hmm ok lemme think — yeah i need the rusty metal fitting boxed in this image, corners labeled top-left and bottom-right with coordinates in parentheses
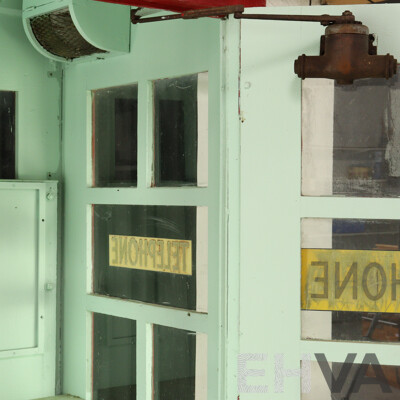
top-left (325, 23), bottom-right (368, 35)
top-left (294, 21), bottom-right (397, 84)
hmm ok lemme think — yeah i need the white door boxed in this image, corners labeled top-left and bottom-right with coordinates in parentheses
top-left (0, 181), bottom-right (57, 400)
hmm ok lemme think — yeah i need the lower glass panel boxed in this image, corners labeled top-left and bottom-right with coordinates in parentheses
top-left (301, 218), bottom-right (400, 342)
top-left (93, 313), bottom-right (136, 400)
top-left (302, 360), bottom-right (400, 400)
top-left (153, 325), bottom-right (207, 400)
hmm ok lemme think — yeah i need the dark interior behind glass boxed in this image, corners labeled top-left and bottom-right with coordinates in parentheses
top-left (333, 71), bottom-right (400, 197)
top-left (93, 313), bottom-right (136, 400)
top-left (331, 219), bottom-right (400, 342)
top-left (154, 75), bottom-right (198, 187)
top-left (93, 205), bottom-right (197, 310)
top-left (0, 91), bottom-right (15, 179)
top-left (93, 85), bottom-right (138, 187)
top-left (153, 325), bottom-right (196, 400)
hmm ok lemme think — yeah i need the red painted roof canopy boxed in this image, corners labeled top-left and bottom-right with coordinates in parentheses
top-left (93, 0), bottom-right (265, 12)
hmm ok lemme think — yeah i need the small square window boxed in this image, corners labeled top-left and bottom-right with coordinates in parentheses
top-left (92, 84), bottom-right (138, 187)
top-left (153, 73), bottom-right (208, 187)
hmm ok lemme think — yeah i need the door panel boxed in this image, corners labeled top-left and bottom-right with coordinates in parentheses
top-left (0, 189), bottom-right (38, 351)
top-left (239, 4), bottom-right (400, 400)
top-left (0, 181), bottom-right (57, 400)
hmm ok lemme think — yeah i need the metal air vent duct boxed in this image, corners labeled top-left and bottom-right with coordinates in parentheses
top-left (23, 0), bottom-right (131, 62)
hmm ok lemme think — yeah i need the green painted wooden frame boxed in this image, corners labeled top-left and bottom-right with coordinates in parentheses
top-left (62, 16), bottom-right (226, 399)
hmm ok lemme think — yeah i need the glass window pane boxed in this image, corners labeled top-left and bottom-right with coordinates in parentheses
top-left (153, 325), bottom-right (207, 400)
top-left (302, 69), bottom-right (400, 197)
top-left (93, 313), bottom-right (136, 400)
top-left (0, 91), bottom-right (15, 179)
top-left (302, 360), bottom-right (400, 400)
top-left (301, 218), bottom-right (400, 342)
top-left (92, 84), bottom-right (138, 187)
top-left (93, 205), bottom-right (208, 312)
top-left (153, 73), bottom-right (208, 187)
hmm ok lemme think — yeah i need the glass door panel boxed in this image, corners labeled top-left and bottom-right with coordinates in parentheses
top-left (93, 313), bottom-right (137, 400)
top-left (92, 204), bottom-right (208, 312)
top-left (153, 73), bottom-right (208, 188)
top-left (302, 359), bottom-right (400, 400)
top-left (0, 91), bottom-right (15, 179)
top-left (92, 84), bottom-right (138, 187)
top-left (302, 69), bottom-right (400, 198)
top-left (302, 218), bottom-right (400, 343)
top-left (153, 325), bottom-right (207, 400)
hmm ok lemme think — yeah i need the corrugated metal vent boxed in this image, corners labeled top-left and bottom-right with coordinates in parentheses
top-left (30, 8), bottom-right (107, 60)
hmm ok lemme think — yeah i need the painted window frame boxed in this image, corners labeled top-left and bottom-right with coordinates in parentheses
top-left (84, 42), bottom-right (224, 400)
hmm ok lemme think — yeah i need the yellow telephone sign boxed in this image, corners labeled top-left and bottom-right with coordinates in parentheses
top-left (109, 234), bottom-right (192, 275)
top-left (302, 249), bottom-right (400, 313)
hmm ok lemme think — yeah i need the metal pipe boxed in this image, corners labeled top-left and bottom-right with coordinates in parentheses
top-left (131, 5), bottom-right (244, 24)
top-left (131, 13), bottom-right (181, 24)
top-left (131, 6), bottom-right (357, 26)
top-left (234, 12), bottom-right (357, 25)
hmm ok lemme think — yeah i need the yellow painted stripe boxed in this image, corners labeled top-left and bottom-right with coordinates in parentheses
top-left (109, 234), bottom-right (192, 275)
top-left (301, 249), bottom-right (400, 313)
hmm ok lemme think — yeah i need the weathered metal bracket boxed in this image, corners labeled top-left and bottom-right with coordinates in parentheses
top-left (234, 10), bottom-right (358, 25)
top-left (131, 5), bottom-right (245, 24)
top-left (131, 5), bottom-right (357, 25)
top-left (131, 6), bottom-right (398, 84)
top-left (293, 13), bottom-right (397, 84)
